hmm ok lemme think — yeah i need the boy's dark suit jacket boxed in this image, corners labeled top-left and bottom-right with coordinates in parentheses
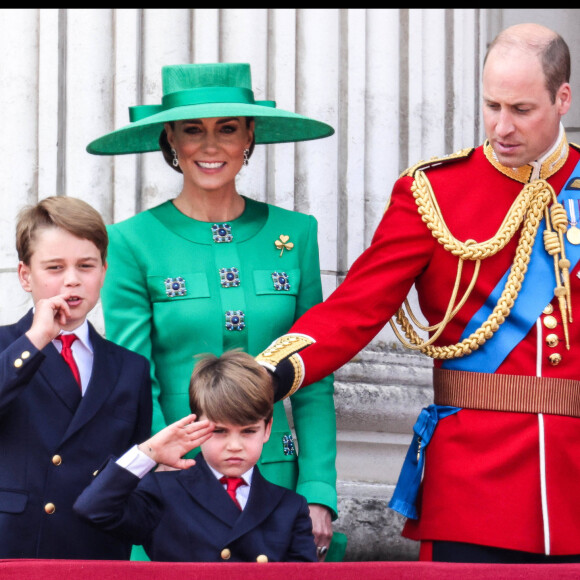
top-left (0, 310), bottom-right (152, 559)
top-left (74, 453), bottom-right (317, 562)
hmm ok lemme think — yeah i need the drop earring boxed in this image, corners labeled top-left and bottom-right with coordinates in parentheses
top-left (243, 148), bottom-right (249, 166)
top-left (171, 148), bottom-right (179, 168)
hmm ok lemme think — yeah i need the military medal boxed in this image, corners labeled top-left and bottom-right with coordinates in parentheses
top-left (566, 199), bottom-right (580, 245)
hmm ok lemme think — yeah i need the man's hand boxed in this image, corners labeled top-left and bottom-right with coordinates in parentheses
top-left (138, 414), bottom-right (214, 470)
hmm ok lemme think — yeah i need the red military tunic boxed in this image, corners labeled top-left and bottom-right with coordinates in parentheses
top-left (259, 131), bottom-right (580, 555)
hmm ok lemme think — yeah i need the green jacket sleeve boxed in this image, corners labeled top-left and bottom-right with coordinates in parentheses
top-left (289, 215), bottom-right (338, 519)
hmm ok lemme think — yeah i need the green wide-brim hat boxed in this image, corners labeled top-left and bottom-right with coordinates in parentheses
top-left (86, 63), bottom-right (334, 155)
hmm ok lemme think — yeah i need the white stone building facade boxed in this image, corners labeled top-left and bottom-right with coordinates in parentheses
top-left (0, 8), bottom-right (579, 560)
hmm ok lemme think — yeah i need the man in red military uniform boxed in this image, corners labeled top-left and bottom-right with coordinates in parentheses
top-left (257, 23), bottom-right (580, 563)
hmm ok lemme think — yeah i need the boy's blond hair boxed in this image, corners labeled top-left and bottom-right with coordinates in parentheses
top-left (16, 196), bottom-right (108, 264)
top-left (189, 351), bottom-right (274, 425)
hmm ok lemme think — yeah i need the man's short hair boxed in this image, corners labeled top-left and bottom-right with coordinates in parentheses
top-left (16, 196), bottom-right (108, 265)
top-left (189, 350), bottom-right (274, 425)
top-left (485, 27), bottom-right (571, 104)
top-left (542, 35), bottom-right (571, 103)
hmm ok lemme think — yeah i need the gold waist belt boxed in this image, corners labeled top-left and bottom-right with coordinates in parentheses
top-left (433, 368), bottom-right (580, 418)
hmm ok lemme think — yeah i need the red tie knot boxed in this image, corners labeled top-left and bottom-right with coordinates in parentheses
top-left (58, 334), bottom-right (78, 348)
top-left (220, 476), bottom-right (246, 509)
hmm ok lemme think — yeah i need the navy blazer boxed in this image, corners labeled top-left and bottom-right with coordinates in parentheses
top-left (75, 454), bottom-right (317, 562)
top-left (0, 310), bottom-right (152, 559)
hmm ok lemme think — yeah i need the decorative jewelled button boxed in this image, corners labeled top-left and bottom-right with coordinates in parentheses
top-left (543, 304), bottom-right (554, 315)
top-left (283, 434), bottom-right (296, 456)
top-left (52, 455), bottom-right (62, 466)
top-left (225, 310), bottom-right (245, 331)
top-left (272, 271), bottom-right (290, 291)
top-left (164, 276), bottom-right (187, 297)
top-left (220, 267), bottom-right (240, 288)
top-left (549, 353), bottom-right (562, 366)
top-left (256, 555), bottom-right (268, 563)
top-left (212, 223), bottom-right (233, 243)
top-left (221, 548), bottom-right (231, 560)
top-left (543, 315), bottom-right (557, 329)
top-left (546, 333), bottom-right (559, 348)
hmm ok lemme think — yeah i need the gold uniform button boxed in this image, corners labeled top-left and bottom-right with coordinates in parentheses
top-left (549, 353), bottom-right (562, 366)
top-left (52, 455), bottom-right (62, 466)
top-left (221, 548), bottom-right (231, 560)
top-left (546, 334), bottom-right (559, 348)
top-left (543, 304), bottom-right (554, 315)
top-left (256, 554), bottom-right (268, 563)
top-left (543, 315), bottom-right (558, 329)
top-left (21, 351), bottom-right (30, 359)
top-left (14, 359), bottom-right (23, 368)
top-left (44, 503), bottom-right (56, 514)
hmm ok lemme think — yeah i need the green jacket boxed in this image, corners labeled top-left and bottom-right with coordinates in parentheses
top-left (101, 197), bottom-right (337, 517)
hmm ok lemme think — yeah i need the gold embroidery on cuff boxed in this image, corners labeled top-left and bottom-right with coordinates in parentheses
top-left (255, 334), bottom-right (315, 367)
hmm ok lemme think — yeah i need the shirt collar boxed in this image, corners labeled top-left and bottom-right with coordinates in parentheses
top-left (484, 123), bottom-right (569, 183)
top-left (208, 463), bottom-right (254, 486)
top-left (56, 319), bottom-right (92, 352)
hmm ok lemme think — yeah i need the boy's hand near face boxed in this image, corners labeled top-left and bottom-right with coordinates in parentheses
top-left (25, 294), bottom-right (73, 350)
top-left (138, 414), bottom-right (214, 470)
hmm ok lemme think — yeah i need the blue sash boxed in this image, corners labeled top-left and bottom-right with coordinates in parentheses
top-left (443, 160), bottom-right (580, 373)
top-left (389, 160), bottom-right (580, 519)
top-left (388, 405), bottom-right (460, 519)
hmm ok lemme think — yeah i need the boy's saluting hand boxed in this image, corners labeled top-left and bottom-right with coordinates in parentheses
top-left (138, 414), bottom-right (214, 470)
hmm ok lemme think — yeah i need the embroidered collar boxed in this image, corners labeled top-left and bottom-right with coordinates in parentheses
top-left (484, 124), bottom-right (569, 184)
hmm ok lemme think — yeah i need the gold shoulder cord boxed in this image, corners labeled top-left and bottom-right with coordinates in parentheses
top-left (390, 171), bottom-right (572, 359)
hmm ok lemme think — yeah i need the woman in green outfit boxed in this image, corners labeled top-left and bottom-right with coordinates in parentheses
top-left (87, 63), bottom-right (345, 561)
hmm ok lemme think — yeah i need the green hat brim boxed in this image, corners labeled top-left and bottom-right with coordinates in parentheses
top-left (86, 103), bottom-right (334, 155)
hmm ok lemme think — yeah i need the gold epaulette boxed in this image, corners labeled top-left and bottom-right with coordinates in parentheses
top-left (255, 334), bottom-right (315, 399)
top-left (399, 147), bottom-right (475, 179)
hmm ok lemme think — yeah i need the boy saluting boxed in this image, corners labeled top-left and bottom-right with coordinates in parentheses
top-left (75, 350), bottom-right (317, 562)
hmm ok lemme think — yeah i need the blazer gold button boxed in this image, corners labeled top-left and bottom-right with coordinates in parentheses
top-left (549, 353), bottom-right (562, 366)
top-left (52, 455), bottom-right (62, 466)
top-left (543, 315), bottom-right (557, 329)
top-left (221, 548), bottom-right (231, 560)
top-left (44, 503), bottom-right (56, 514)
top-left (256, 554), bottom-right (268, 563)
top-left (21, 351), bottom-right (30, 359)
top-left (543, 304), bottom-right (554, 315)
top-left (546, 334), bottom-right (559, 348)
top-left (14, 358), bottom-right (23, 368)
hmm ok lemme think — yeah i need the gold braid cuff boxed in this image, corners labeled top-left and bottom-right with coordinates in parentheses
top-left (255, 334), bottom-right (315, 399)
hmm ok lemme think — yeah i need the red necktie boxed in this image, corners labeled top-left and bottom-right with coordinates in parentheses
top-left (56, 334), bottom-right (81, 389)
top-left (220, 476), bottom-right (246, 510)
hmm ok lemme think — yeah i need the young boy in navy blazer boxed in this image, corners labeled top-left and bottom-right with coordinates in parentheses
top-left (0, 196), bottom-right (152, 559)
top-left (75, 350), bottom-right (317, 562)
